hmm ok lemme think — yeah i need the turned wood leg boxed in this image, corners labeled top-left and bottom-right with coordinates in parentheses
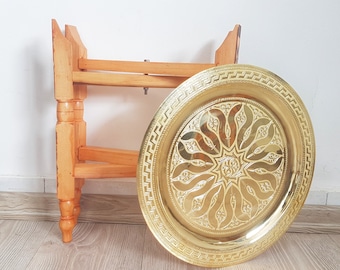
top-left (53, 20), bottom-right (88, 243)
top-left (73, 178), bottom-right (84, 224)
top-left (59, 199), bottom-right (76, 243)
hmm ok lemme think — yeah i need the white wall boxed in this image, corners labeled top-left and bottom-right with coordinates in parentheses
top-left (0, 0), bottom-right (339, 204)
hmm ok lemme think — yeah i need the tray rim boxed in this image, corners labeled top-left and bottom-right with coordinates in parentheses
top-left (137, 64), bottom-right (315, 267)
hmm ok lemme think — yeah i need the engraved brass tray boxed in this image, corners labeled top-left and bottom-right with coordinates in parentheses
top-left (137, 64), bottom-right (315, 268)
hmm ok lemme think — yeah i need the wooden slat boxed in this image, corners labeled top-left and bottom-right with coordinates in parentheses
top-left (73, 71), bottom-right (188, 88)
top-left (78, 59), bottom-right (215, 77)
top-left (65, 23), bottom-right (88, 218)
top-left (78, 146), bottom-right (138, 166)
top-left (52, 20), bottom-right (76, 198)
top-left (52, 19), bottom-right (74, 100)
top-left (74, 163), bottom-right (136, 178)
top-left (215, 24), bottom-right (241, 65)
top-left (65, 25), bottom-right (87, 65)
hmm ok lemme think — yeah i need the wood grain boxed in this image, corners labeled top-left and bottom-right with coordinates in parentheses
top-left (0, 192), bottom-right (60, 221)
top-left (78, 58), bottom-right (215, 76)
top-left (26, 223), bottom-right (146, 270)
top-left (0, 192), bottom-right (145, 224)
top-left (73, 71), bottom-right (188, 88)
top-left (74, 163), bottom-right (137, 178)
top-left (1, 220), bottom-right (338, 270)
top-left (78, 146), bottom-right (139, 165)
top-left (289, 204), bottom-right (340, 234)
top-left (0, 220), bottom-right (54, 269)
top-left (329, 234), bottom-right (340, 249)
top-left (1, 192), bottom-right (339, 234)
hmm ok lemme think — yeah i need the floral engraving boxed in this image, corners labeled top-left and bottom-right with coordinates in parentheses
top-left (169, 99), bottom-right (285, 231)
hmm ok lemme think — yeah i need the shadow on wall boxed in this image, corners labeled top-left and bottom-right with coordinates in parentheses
top-left (26, 41), bottom-right (56, 176)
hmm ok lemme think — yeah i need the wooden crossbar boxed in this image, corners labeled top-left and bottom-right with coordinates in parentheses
top-left (75, 163), bottom-right (136, 178)
top-left (78, 146), bottom-right (138, 165)
top-left (73, 71), bottom-right (188, 88)
top-left (79, 59), bottom-right (215, 77)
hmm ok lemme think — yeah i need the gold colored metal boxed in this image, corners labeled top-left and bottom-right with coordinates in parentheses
top-left (137, 64), bottom-right (315, 268)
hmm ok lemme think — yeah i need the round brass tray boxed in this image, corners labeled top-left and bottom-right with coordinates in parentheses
top-left (137, 64), bottom-right (315, 268)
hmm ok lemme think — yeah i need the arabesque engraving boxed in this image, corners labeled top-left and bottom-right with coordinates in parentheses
top-left (169, 99), bottom-right (285, 231)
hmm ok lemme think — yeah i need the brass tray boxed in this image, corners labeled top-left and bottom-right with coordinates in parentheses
top-left (137, 64), bottom-right (315, 268)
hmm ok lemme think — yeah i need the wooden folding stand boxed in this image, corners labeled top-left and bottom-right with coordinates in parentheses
top-left (52, 19), bottom-right (241, 243)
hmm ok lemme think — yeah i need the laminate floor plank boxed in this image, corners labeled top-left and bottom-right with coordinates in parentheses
top-left (328, 234), bottom-right (340, 249)
top-left (0, 220), bottom-right (54, 270)
top-left (1, 220), bottom-right (340, 269)
top-left (26, 222), bottom-right (146, 270)
top-left (264, 233), bottom-right (340, 270)
top-left (290, 205), bottom-right (340, 234)
top-left (2, 192), bottom-right (339, 235)
top-left (141, 228), bottom-right (187, 270)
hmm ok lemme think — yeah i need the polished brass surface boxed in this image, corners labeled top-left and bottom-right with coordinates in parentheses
top-left (137, 64), bottom-right (315, 268)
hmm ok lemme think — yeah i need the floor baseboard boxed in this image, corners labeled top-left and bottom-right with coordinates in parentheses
top-left (0, 192), bottom-right (339, 234)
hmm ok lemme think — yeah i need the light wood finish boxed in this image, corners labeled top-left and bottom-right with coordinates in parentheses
top-left (79, 58), bottom-right (215, 76)
top-left (75, 163), bottom-right (137, 178)
top-left (78, 146), bottom-right (139, 165)
top-left (0, 219), bottom-right (339, 270)
top-left (1, 192), bottom-right (339, 234)
top-left (215, 24), bottom-right (241, 65)
top-left (65, 23), bottom-right (87, 228)
top-left (73, 71), bottom-right (188, 88)
top-left (52, 19), bottom-right (77, 243)
top-left (52, 19), bottom-right (241, 242)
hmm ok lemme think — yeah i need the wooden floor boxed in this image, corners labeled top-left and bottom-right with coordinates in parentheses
top-left (1, 192), bottom-right (340, 235)
top-left (0, 220), bottom-right (339, 270)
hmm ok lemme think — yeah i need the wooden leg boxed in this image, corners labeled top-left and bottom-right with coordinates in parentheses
top-left (73, 178), bottom-right (85, 224)
top-left (59, 199), bottom-right (76, 243)
top-left (55, 118), bottom-right (76, 242)
top-left (53, 20), bottom-right (83, 243)
top-left (73, 87), bottom-right (87, 226)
